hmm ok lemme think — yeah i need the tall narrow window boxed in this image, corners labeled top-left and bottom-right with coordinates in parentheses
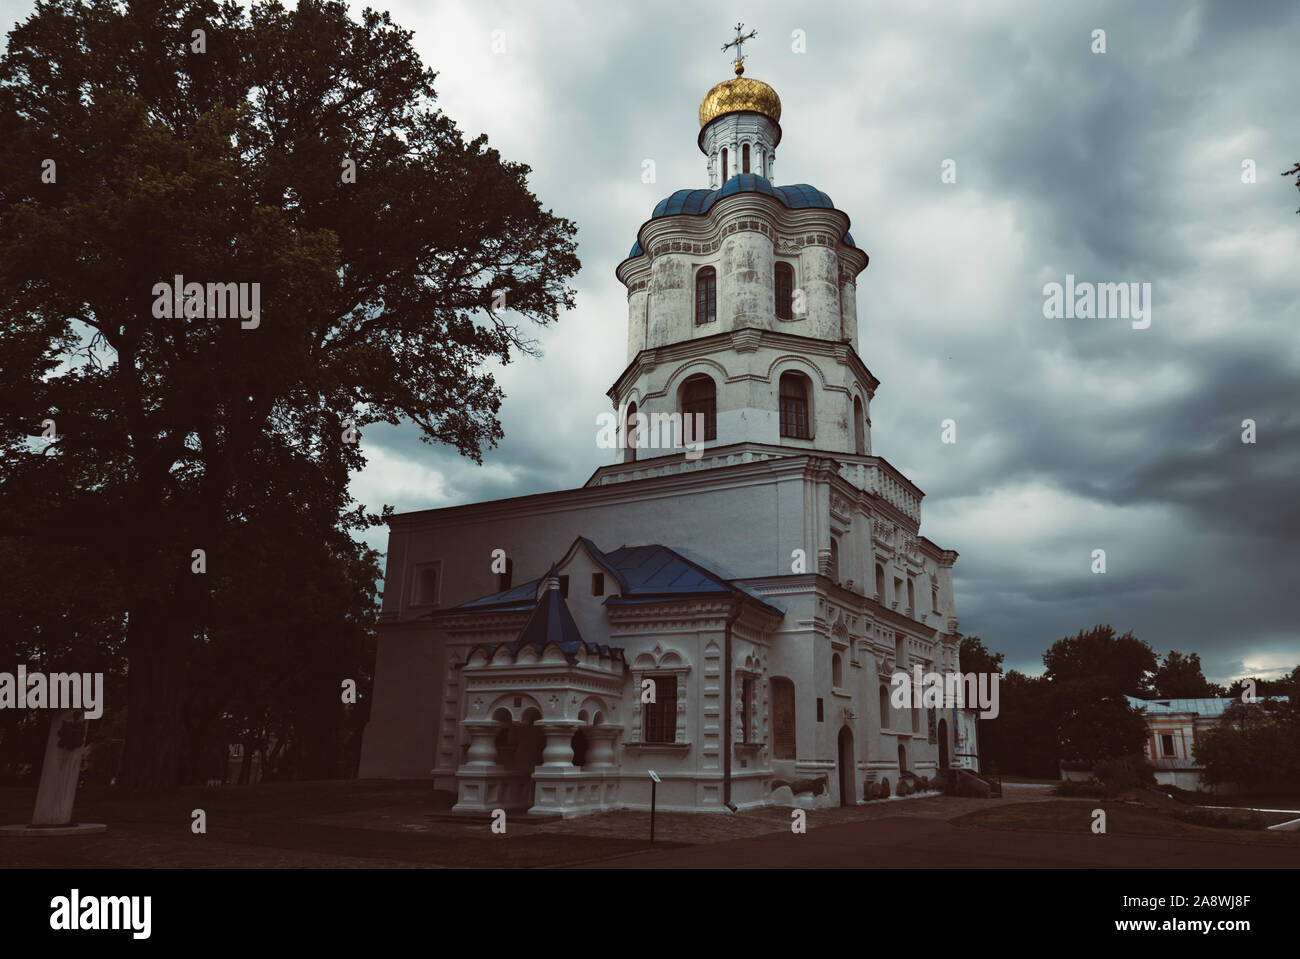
top-left (741, 676), bottom-right (754, 742)
top-left (853, 396), bottom-right (866, 454)
top-left (907, 578), bottom-right (915, 613)
top-left (875, 564), bottom-right (886, 601)
top-left (679, 374), bottom-right (717, 443)
top-left (643, 674), bottom-right (678, 743)
top-left (774, 262), bottom-right (794, 320)
top-left (591, 572), bottom-right (604, 596)
top-left (879, 685), bottom-right (890, 730)
top-left (832, 653), bottom-right (844, 687)
top-left (779, 372), bottom-right (811, 439)
top-left (624, 401), bottom-right (638, 463)
top-left (559, 575), bottom-right (569, 598)
top-left (695, 267), bottom-right (717, 325)
top-left (498, 557), bottom-right (513, 592)
top-left (742, 143), bottom-right (750, 173)
top-left (721, 148), bottom-right (728, 182)
top-left (772, 678), bottom-right (796, 759)
top-left (414, 564), bottom-right (439, 606)
top-left (828, 538), bottom-right (840, 583)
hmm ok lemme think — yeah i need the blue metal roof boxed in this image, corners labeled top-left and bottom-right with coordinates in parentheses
top-left (1126, 695), bottom-right (1289, 716)
top-left (451, 538), bottom-right (784, 618)
top-left (627, 174), bottom-right (856, 258)
top-left (457, 577), bottom-right (540, 611)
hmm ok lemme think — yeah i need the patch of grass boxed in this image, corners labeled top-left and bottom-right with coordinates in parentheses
top-left (0, 781), bottom-right (685, 868)
top-left (1168, 807), bottom-right (1266, 831)
top-left (953, 800), bottom-right (1299, 844)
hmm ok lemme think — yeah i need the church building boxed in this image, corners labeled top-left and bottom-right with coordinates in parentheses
top-left (359, 38), bottom-right (974, 816)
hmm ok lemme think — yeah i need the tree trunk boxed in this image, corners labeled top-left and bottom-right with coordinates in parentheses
top-left (120, 600), bottom-right (191, 792)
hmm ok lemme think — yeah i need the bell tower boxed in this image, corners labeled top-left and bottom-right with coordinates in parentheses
top-left (611, 28), bottom-right (875, 465)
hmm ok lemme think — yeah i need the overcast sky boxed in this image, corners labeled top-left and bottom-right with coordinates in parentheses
top-left (8, 0), bottom-right (1296, 682)
top-left (327, 0), bottom-right (1300, 683)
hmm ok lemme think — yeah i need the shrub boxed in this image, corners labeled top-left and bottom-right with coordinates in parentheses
top-left (1171, 807), bottom-right (1267, 831)
top-left (1093, 755), bottom-right (1156, 793)
top-left (1053, 779), bottom-right (1108, 798)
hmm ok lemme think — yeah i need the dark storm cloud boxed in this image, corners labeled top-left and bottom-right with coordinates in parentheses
top-left (303, 0), bottom-right (1298, 681)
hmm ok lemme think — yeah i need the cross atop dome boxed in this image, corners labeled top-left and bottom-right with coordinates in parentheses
top-left (722, 22), bottom-right (757, 76)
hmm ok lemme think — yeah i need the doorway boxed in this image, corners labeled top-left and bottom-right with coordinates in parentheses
top-left (838, 726), bottom-right (855, 806)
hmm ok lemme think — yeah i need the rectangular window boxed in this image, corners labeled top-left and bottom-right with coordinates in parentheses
top-left (413, 562), bottom-right (440, 606)
top-left (816, 697), bottom-right (824, 723)
top-left (695, 269), bottom-right (717, 325)
top-left (772, 678), bottom-right (795, 760)
top-left (559, 575), bottom-right (569, 598)
top-left (932, 585), bottom-right (940, 612)
top-left (1161, 734), bottom-right (1175, 757)
top-left (775, 264), bottom-right (794, 320)
top-left (643, 674), bottom-right (678, 744)
top-left (778, 394), bottom-right (809, 438)
top-left (591, 572), bottom-right (604, 596)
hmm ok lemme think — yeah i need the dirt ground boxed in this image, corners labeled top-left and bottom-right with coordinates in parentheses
top-left (0, 781), bottom-right (1294, 868)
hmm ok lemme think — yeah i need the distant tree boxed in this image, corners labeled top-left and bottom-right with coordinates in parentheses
top-left (978, 670), bottom-right (1058, 778)
top-left (1196, 690), bottom-right (1300, 793)
top-left (1054, 676), bottom-right (1149, 764)
top-left (958, 635), bottom-right (1004, 676)
top-left (1042, 624), bottom-right (1157, 697)
top-left (0, 0), bottom-right (580, 791)
top-left (1151, 651), bottom-right (1221, 699)
top-left (1224, 671), bottom-right (1296, 704)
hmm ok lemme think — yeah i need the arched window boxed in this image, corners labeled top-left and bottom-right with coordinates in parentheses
top-left (624, 401), bottom-right (638, 463)
top-left (853, 396), bottom-right (866, 454)
top-left (828, 537), bottom-right (839, 583)
top-left (721, 148), bottom-right (728, 182)
top-left (774, 262), bottom-right (794, 320)
top-left (779, 372), bottom-right (811, 439)
top-left (679, 374), bottom-right (717, 443)
top-left (874, 563), bottom-right (886, 602)
top-left (742, 143), bottom-right (750, 174)
top-left (832, 653), bottom-right (844, 687)
top-left (695, 267), bottom-right (717, 325)
top-left (879, 684), bottom-right (890, 730)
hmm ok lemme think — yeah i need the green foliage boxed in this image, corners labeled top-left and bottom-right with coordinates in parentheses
top-left (0, 0), bottom-right (579, 789)
top-left (1152, 651), bottom-right (1222, 698)
top-left (1042, 624), bottom-right (1156, 696)
top-left (1169, 807), bottom-right (1266, 830)
top-left (958, 635), bottom-right (1003, 676)
top-left (1195, 688), bottom-right (1300, 792)
top-left (1093, 754), bottom-right (1156, 792)
top-left (979, 669), bottom-right (1059, 778)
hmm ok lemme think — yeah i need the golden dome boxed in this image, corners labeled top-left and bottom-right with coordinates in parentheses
top-left (698, 75), bottom-right (782, 129)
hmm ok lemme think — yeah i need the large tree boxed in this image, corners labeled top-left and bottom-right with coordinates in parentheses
top-left (1151, 650), bottom-right (1221, 699)
top-left (0, 0), bottom-right (579, 789)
